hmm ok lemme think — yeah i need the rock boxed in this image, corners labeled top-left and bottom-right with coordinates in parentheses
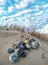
top-left (30, 38), bottom-right (36, 43)
top-left (25, 44), bottom-right (31, 50)
top-left (18, 42), bottom-right (26, 49)
top-left (17, 48), bottom-right (26, 57)
top-left (9, 53), bottom-right (19, 63)
top-left (7, 48), bottom-right (15, 53)
top-left (31, 42), bottom-right (39, 49)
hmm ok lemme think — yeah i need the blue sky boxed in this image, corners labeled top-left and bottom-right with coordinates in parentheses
top-left (0, 0), bottom-right (48, 33)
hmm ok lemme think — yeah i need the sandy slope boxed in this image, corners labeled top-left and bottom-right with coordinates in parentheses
top-left (0, 30), bottom-right (48, 65)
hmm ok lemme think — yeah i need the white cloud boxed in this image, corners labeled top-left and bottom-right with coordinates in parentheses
top-left (0, 6), bottom-right (14, 15)
top-left (23, 0), bottom-right (35, 4)
top-left (46, 9), bottom-right (48, 13)
top-left (24, 20), bottom-right (30, 28)
top-left (42, 4), bottom-right (48, 8)
top-left (19, 1), bottom-right (27, 8)
top-left (8, 6), bottom-right (14, 12)
top-left (15, 4), bottom-right (20, 9)
top-left (35, 5), bottom-right (40, 11)
top-left (24, 14), bottom-right (31, 19)
top-left (30, 0), bottom-right (35, 3)
top-left (16, 9), bottom-right (32, 16)
top-left (8, 9), bottom-right (32, 18)
top-left (0, 0), bottom-right (4, 3)
top-left (0, 0), bottom-right (5, 5)
top-left (34, 10), bottom-right (43, 16)
top-left (15, 1), bottom-right (27, 9)
top-left (15, 0), bottom-right (35, 9)
top-left (0, 5), bottom-right (14, 15)
top-left (0, 7), bottom-right (3, 14)
top-left (44, 4), bottom-right (48, 8)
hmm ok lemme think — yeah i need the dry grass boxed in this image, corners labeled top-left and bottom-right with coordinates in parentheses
top-left (30, 31), bottom-right (48, 42)
top-left (0, 26), bottom-right (48, 42)
top-left (38, 34), bottom-right (48, 42)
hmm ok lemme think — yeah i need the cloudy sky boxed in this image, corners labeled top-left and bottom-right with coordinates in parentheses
top-left (0, 0), bottom-right (48, 33)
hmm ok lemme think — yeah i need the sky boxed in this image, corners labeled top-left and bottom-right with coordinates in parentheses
top-left (0, 0), bottom-right (48, 33)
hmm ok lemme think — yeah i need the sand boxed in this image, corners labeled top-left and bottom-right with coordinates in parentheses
top-left (0, 30), bottom-right (48, 65)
